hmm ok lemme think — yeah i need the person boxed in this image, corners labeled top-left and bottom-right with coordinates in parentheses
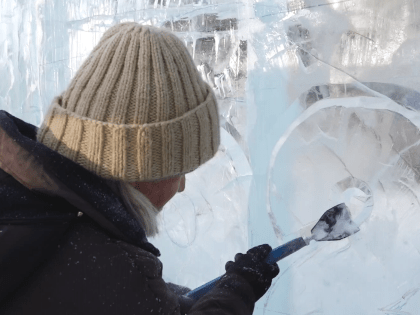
top-left (0, 22), bottom-right (279, 314)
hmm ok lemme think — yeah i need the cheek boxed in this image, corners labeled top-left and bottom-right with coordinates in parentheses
top-left (158, 180), bottom-right (181, 205)
top-left (178, 176), bottom-right (185, 192)
top-left (130, 178), bottom-right (181, 209)
top-left (164, 180), bottom-right (182, 202)
top-left (167, 182), bottom-right (180, 198)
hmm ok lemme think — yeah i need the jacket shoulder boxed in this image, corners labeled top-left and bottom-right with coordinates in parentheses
top-left (0, 170), bottom-right (78, 304)
top-left (0, 220), bottom-right (181, 315)
top-left (0, 167), bottom-right (77, 219)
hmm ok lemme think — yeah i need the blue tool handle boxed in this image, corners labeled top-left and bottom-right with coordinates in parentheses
top-left (265, 237), bottom-right (307, 264)
top-left (185, 237), bottom-right (308, 301)
top-left (185, 276), bottom-right (223, 301)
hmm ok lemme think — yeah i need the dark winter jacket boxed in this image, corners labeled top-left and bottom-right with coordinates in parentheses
top-left (0, 110), bottom-right (256, 314)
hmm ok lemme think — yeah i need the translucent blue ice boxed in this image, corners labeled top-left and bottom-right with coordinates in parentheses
top-left (2, 0), bottom-right (420, 314)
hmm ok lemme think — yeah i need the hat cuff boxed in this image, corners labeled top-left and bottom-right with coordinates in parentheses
top-left (36, 86), bottom-right (220, 182)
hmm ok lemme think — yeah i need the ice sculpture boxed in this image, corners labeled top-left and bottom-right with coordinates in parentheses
top-left (247, 1), bottom-right (420, 313)
top-left (2, 0), bottom-right (420, 314)
top-left (265, 86), bottom-right (420, 314)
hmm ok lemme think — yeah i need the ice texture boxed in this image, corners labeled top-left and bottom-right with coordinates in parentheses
top-left (2, 0), bottom-right (420, 314)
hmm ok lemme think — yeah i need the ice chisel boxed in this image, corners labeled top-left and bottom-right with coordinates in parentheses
top-left (184, 203), bottom-right (360, 301)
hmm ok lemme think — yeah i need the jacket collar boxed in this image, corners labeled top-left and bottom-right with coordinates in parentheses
top-left (0, 110), bottom-right (160, 257)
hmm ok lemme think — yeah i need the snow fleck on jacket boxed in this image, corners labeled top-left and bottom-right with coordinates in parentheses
top-left (0, 110), bottom-right (256, 315)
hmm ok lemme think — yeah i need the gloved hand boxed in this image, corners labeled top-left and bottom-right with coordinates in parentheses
top-left (224, 244), bottom-right (280, 301)
top-left (166, 282), bottom-right (195, 314)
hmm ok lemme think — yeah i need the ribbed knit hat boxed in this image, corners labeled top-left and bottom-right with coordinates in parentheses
top-left (36, 22), bottom-right (220, 182)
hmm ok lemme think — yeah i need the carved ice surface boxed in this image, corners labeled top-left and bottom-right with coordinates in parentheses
top-left (2, 0), bottom-right (420, 314)
top-left (264, 95), bottom-right (420, 314)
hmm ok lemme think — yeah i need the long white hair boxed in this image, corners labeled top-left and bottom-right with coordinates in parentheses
top-left (103, 179), bottom-right (160, 237)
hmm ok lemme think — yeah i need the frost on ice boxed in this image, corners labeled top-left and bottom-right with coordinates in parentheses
top-left (2, 0), bottom-right (420, 314)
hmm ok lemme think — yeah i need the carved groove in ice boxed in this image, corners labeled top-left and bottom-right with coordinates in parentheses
top-left (265, 83), bottom-right (420, 314)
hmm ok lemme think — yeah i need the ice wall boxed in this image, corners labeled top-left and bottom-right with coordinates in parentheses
top-left (2, 0), bottom-right (420, 314)
top-left (246, 1), bottom-right (420, 314)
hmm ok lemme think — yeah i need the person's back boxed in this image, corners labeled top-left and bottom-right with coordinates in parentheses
top-left (0, 22), bottom-right (279, 314)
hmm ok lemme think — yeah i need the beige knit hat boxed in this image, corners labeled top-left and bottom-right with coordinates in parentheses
top-left (36, 22), bottom-right (220, 182)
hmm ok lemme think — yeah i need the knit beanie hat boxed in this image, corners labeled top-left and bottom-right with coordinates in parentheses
top-left (36, 22), bottom-right (220, 182)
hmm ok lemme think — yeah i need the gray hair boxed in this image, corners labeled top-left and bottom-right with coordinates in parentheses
top-left (103, 179), bottom-right (160, 237)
